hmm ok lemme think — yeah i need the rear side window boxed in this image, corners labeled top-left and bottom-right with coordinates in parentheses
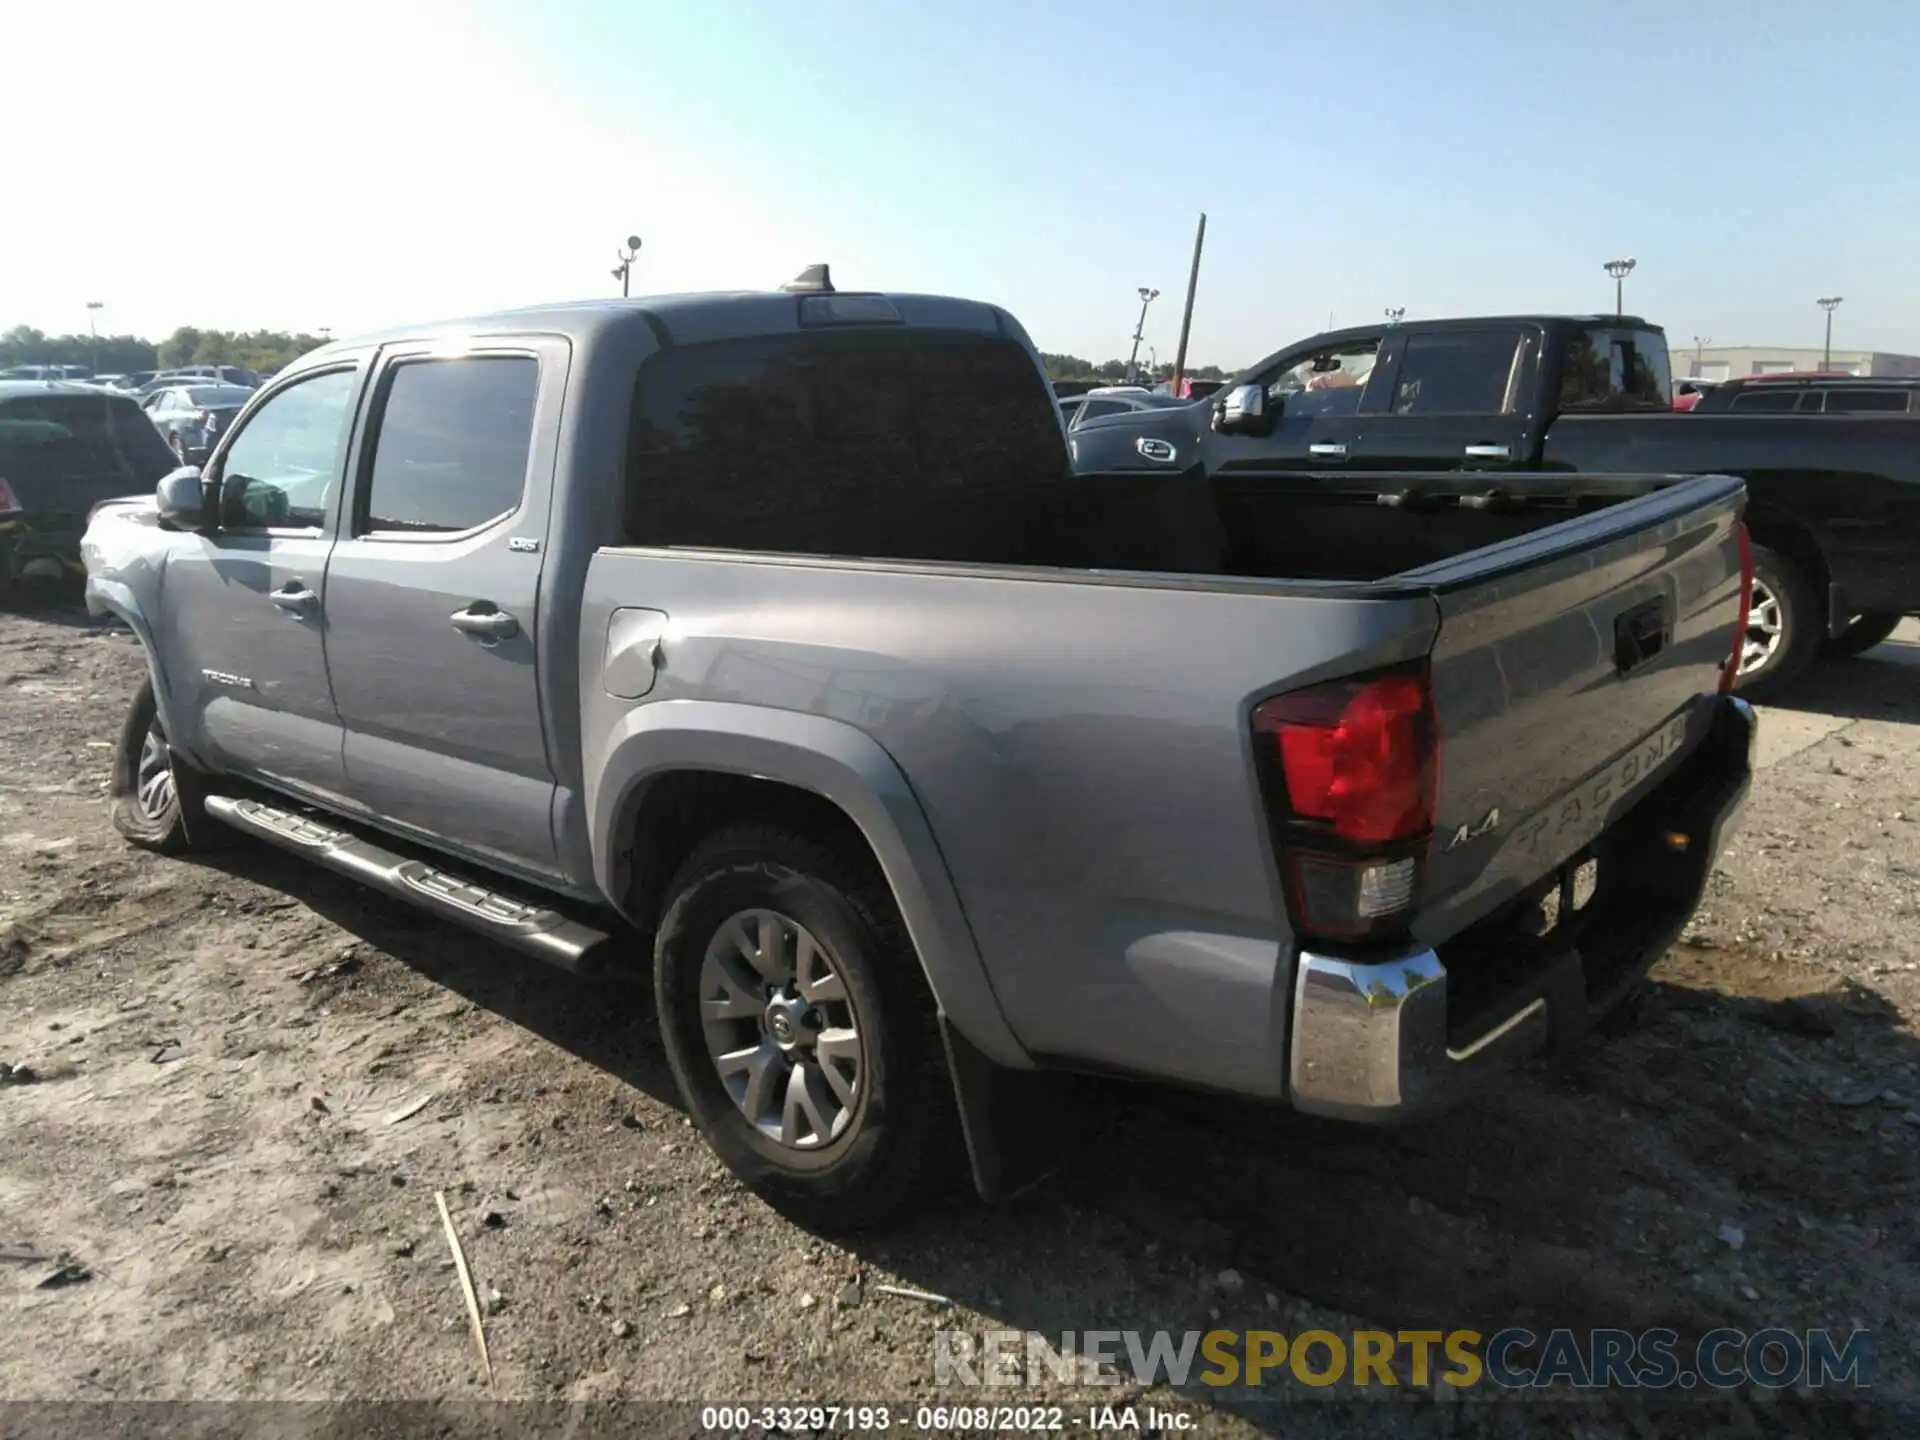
top-left (1729, 389), bottom-right (1799, 413)
top-left (626, 330), bottom-right (1075, 564)
top-left (1821, 389), bottom-right (1910, 413)
top-left (1559, 328), bottom-right (1672, 410)
top-left (361, 356), bottom-right (538, 534)
top-left (1078, 398), bottom-right (1129, 421)
top-left (1388, 332), bottom-right (1519, 415)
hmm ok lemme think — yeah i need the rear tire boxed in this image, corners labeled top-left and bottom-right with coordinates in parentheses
top-left (1734, 545), bottom-right (1820, 695)
top-left (109, 678), bottom-right (226, 853)
top-left (652, 823), bottom-right (958, 1233)
top-left (1821, 610), bottom-right (1902, 661)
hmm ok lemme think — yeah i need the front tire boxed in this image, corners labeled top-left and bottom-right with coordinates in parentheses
top-left (1734, 545), bottom-right (1821, 694)
top-left (109, 679), bottom-right (224, 853)
top-left (652, 823), bottom-right (957, 1232)
top-left (1821, 610), bottom-right (1902, 661)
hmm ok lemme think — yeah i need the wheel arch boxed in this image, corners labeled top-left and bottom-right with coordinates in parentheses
top-left (587, 700), bottom-right (1031, 1071)
top-left (1742, 501), bottom-right (1836, 636)
top-left (84, 576), bottom-right (197, 759)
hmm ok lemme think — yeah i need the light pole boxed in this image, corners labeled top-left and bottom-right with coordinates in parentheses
top-left (1124, 286), bottom-right (1159, 383)
top-left (1384, 306), bottom-right (1405, 326)
top-left (1692, 335), bottom-right (1711, 377)
top-left (86, 300), bottom-right (103, 374)
top-left (1604, 258), bottom-right (1637, 317)
top-left (612, 235), bottom-right (643, 298)
top-left (1818, 297), bottom-right (1843, 371)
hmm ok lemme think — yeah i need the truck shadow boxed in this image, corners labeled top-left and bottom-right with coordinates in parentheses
top-left (1762, 645), bottom-right (1920, 723)
top-left (188, 842), bottom-right (1908, 1431)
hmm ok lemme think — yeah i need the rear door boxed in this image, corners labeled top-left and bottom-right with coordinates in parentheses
top-left (321, 338), bottom-right (568, 881)
top-left (1350, 325), bottom-right (1535, 471)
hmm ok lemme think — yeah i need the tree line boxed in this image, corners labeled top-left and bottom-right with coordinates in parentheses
top-left (1039, 352), bottom-right (1231, 384)
top-left (1, 325), bottom-right (330, 376)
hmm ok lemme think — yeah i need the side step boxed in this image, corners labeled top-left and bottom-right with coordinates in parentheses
top-left (202, 795), bottom-right (611, 973)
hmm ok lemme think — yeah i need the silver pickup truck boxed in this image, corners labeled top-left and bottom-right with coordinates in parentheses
top-left (82, 271), bottom-right (1757, 1230)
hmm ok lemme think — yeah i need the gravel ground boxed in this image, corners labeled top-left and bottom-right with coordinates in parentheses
top-left (2, 604), bottom-right (1916, 1438)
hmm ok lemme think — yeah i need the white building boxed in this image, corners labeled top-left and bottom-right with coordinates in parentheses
top-left (1674, 345), bottom-right (1920, 381)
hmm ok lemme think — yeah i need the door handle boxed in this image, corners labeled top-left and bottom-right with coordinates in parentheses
top-left (270, 584), bottom-right (319, 613)
top-left (1308, 442), bottom-right (1349, 459)
top-left (450, 603), bottom-right (520, 640)
top-left (1464, 443), bottom-right (1512, 461)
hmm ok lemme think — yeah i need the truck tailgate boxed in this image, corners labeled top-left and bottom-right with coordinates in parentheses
top-left (1401, 471), bottom-right (1748, 944)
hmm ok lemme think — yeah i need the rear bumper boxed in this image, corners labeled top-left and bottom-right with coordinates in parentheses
top-left (1287, 694), bottom-right (1756, 1121)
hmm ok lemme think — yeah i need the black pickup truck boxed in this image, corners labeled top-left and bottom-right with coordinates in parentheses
top-left (1070, 315), bottom-right (1920, 690)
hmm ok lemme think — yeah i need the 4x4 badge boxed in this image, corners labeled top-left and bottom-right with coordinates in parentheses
top-left (1444, 807), bottom-right (1500, 852)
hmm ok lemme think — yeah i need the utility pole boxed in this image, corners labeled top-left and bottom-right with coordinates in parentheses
top-left (1124, 286), bottom-right (1159, 383)
top-left (1692, 335), bottom-right (1711, 377)
top-left (613, 234), bottom-right (643, 298)
top-left (1818, 297), bottom-right (1843, 371)
top-left (1170, 212), bottom-right (1206, 395)
top-left (1384, 306), bottom-right (1405, 326)
top-left (86, 300), bottom-right (103, 374)
top-left (1604, 258), bottom-right (1637, 317)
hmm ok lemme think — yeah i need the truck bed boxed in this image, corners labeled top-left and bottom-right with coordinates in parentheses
top-left (579, 470), bottom-right (1748, 1095)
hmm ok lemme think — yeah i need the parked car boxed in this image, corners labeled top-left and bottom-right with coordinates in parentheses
top-left (111, 370), bottom-right (159, 393)
top-left (135, 366), bottom-right (258, 398)
top-left (1072, 314), bottom-right (1920, 691)
top-left (142, 383), bottom-right (256, 464)
top-left (1060, 389), bottom-right (1195, 431)
top-left (1689, 374), bottom-right (1920, 416)
top-left (0, 381), bottom-right (177, 597)
top-left (82, 277), bottom-right (1753, 1229)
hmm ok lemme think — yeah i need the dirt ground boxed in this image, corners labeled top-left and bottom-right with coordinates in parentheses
top-left (3, 602), bottom-right (1917, 1438)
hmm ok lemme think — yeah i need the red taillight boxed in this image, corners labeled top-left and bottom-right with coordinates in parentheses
top-left (1719, 522), bottom-right (1754, 695)
top-left (1254, 671), bottom-right (1436, 844)
top-left (0, 477), bottom-right (19, 515)
top-left (1252, 665), bottom-right (1438, 943)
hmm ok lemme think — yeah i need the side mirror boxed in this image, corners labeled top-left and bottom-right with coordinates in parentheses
top-left (155, 466), bottom-right (212, 531)
top-left (1215, 383), bottom-right (1273, 436)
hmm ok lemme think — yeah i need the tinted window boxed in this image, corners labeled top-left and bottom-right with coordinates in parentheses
top-left (1389, 332), bottom-right (1519, 415)
top-left (0, 393), bottom-right (176, 483)
top-left (216, 369), bottom-right (358, 528)
top-left (1560, 328), bottom-right (1672, 410)
top-left (626, 330), bottom-right (1084, 565)
top-left (1729, 389), bottom-right (1799, 413)
top-left (361, 357), bottom-right (538, 534)
top-left (1822, 389), bottom-right (1910, 413)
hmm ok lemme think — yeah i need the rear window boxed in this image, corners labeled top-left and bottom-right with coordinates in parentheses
top-left (625, 329), bottom-right (1077, 564)
top-left (187, 386), bottom-right (253, 406)
top-left (1559, 328), bottom-right (1672, 410)
top-left (0, 393), bottom-right (176, 475)
top-left (1820, 389), bottom-right (1911, 414)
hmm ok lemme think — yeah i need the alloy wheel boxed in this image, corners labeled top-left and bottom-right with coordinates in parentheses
top-left (135, 716), bottom-right (177, 820)
top-left (1738, 577), bottom-right (1783, 677)
top-left (698, 908), bottom-right (866, 1150)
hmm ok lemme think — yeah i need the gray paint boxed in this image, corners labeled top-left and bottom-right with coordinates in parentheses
top-left (81, 287), bottom-right (1748, 1103)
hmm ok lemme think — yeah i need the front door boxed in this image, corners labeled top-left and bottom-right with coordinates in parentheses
top-left (1349, 325), bottom-right (1535, 471)
top-left (320, 338), bottom-right (567, 881)
top-left (152, 361), bottom-right (369, 800)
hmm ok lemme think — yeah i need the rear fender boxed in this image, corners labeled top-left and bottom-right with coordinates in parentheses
top-left (587, 699), bottom-right (1031, 1072)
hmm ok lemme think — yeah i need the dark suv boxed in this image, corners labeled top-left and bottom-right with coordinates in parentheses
top-left (1690, 374), bottom-right (1920, 415)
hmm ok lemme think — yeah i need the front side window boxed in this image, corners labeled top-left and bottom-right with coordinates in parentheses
top-left (360, 356), bottom-right (539, 534)
top-left (625, 329), bottom-right (1072, 564)
top-left (1267, 342), bottom-right (1378, 419)
top-left (1389, 331), bottom-right (1521, 415)
top-left (1729, 389), bottom-right (1799, 413)
top-left (217, 368), bottom-right (358, 529)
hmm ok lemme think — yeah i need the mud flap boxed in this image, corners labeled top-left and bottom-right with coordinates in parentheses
top-left (938, 1016), bottom-right (1082, 1203)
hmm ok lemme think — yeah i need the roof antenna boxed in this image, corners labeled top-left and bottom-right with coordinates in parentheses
top-left (780, 264), bottom-right (835, 294)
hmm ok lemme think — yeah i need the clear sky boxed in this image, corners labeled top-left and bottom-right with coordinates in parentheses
top-left (8, 0), bottom-right (1917, 368)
